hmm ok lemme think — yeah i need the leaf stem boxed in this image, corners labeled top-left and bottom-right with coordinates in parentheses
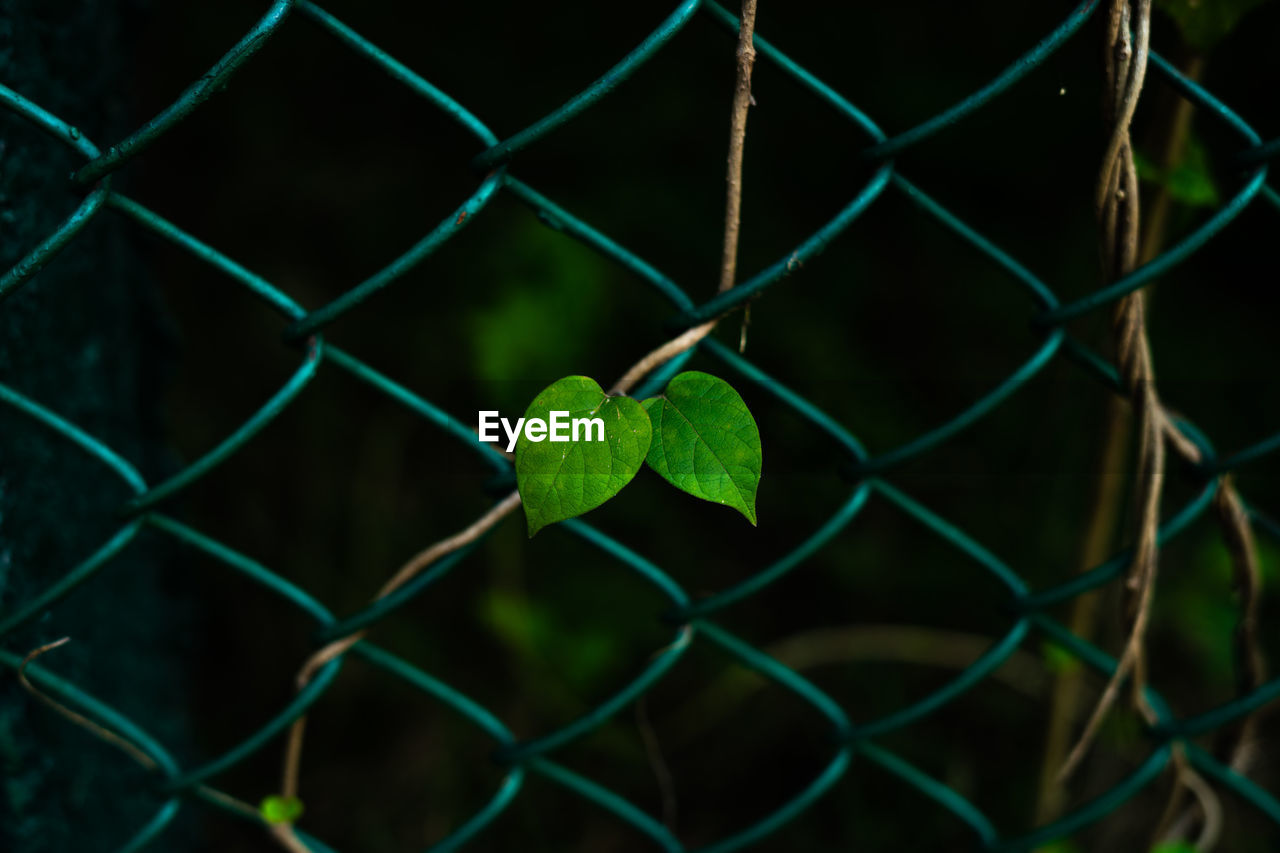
top-left (612, 0), bottom-right (759, 394)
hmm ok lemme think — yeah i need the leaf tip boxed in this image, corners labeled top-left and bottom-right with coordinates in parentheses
top-left (520, 501), bottom-right (543, 537)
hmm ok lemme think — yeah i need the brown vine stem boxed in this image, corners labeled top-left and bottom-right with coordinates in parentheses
top-left (1057, 0), bottom-right (1160, 783)
top-left (1059, 11), bottom-right (1265, 844)
top-left (273, 2), bottom-right (762, 842)
top-left (611, 321), bottom-right (716, 395)
top-left (719, 0), bottom-right (757, 295)
top-left (1034, 51), bottom-right (1207, 829)
top-left (1156, 476), bottom-right (1267, 847)
top-left (1157, 741), bottom-right (1225, 849)
top-left (279, 489), bottom-right (523, 803)
top-left (613, 0), bottom-right (757, 395)
top-left (19, 637), bottom-right (157, 771)
top-left (1058, 0), bottom-right (1222, 828)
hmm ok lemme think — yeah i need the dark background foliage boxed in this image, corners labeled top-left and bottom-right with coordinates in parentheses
top-left (3, 0), bottom-right (1280, 850)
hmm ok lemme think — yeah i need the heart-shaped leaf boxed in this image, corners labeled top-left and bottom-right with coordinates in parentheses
top-left (515, 376), bottom-right (652, 536)
top-left (643, 371), bottom-right (761, 524)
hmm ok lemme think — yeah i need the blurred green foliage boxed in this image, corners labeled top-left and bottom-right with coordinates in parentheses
top-left (468, 221), bottom-right (608, 410)
top-left (1135, 134), bottom-right (1220, 208)
top-left (1041, 640), bottom-right (1082, 675)
top-left (1156, 0), bottom-right (1274, 51)
top-left (481, 589), bottom-right (620, 692)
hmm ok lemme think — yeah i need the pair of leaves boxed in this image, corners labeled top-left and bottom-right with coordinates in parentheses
top-left (514, 371), bottom-right (762, 536)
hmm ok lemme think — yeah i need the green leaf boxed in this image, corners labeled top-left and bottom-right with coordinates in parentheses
top-left (643, 371), bottom-right (762, 525)
top-left (515, 376), bottom-right (652, 536)
top-left (1156, 0), bottom-right (1272, 52)
top-left (260, 795), bottom-right (304, 825)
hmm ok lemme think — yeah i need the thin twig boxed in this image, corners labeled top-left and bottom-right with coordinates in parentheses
top-left (197, 783), bottom-right (264, 820)
top-left (1157, 478), bottom-right (1268, 846)
top-left (18, 638), bottom-right (158, 770)
top-left (376, 491), bottom-right (524, 600)
top-left (282, 489), bottom-right (523, 798)
top-left (1154, 745), bottom-right (1224, 851)
top-left (613, 0), bottom-right (759, 394)
top-left (720, 0), bottom-right (757, 296)
top-left (1214, 477), bottom-right (1267, 772)
top-left (611, 321), bottom-right (715, 395)
top-left (724, 1), bottom-right (758, 351)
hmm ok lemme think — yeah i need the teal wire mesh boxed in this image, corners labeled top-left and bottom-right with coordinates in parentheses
top-left (2, 0), bottom-right (1280, 850)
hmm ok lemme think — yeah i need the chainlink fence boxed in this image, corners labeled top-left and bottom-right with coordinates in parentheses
top-left (2, 0), bottom-right (1279, 851)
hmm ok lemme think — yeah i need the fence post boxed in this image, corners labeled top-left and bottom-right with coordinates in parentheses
top-left (0, 2), bottom-right (187, 850)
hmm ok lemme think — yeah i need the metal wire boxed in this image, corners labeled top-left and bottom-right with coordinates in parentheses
top-left (2, 1), bottom-right (1278, 850)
